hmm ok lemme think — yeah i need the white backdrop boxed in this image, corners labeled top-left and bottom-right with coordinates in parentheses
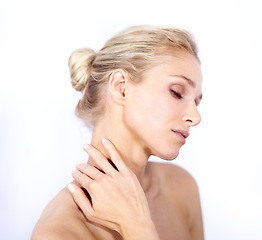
top-left (0, 0), bottom-right (261, 239)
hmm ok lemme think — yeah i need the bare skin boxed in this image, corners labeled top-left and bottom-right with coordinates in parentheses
top-left (31, 162), bottom-right (203, 240)
top-left (31, 54), bottom-right (204, 239)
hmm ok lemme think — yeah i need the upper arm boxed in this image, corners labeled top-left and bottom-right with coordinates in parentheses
top-left (31, 217), bottom-right (96, 240)
top-left (31, 226), bottom-right (68, 240)
top-left (31, 187), bottom-right (98, 240)
top-left (31, 222), bottom-right (78, 240)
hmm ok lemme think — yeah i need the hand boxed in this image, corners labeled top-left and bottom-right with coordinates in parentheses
top-left (68, 138), bottom-right (159, 239)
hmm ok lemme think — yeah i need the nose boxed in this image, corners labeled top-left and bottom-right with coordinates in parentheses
top-left (182, 102), bottom-right (201, 127)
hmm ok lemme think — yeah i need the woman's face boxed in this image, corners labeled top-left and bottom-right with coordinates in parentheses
top-left (123, 53), bottom-right (202, 160)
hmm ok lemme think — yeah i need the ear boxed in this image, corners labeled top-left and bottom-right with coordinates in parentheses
top-left (108, 69), bottom-right (128, 105)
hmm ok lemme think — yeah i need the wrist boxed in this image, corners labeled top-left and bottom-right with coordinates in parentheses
top-left (120, 220), bottom-right (159, 240)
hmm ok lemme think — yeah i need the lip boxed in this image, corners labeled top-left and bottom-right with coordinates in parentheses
top-left (172, 129), bottom-right (190, 144)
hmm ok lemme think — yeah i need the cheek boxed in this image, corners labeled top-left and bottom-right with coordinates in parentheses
top-left (124, 92), bottom-right (166, 129)
top-left (123, 90), bottom-right (180, 144)
top-left (123, 95), bottom-right (184, 160)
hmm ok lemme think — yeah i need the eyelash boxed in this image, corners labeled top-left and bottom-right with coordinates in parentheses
top-left (171, 90), bottom-right (183, 99)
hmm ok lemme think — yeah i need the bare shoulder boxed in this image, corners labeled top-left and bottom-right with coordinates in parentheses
top-left (147, 161), bottom-right (199, 191)
top-left (147, 161), bottom-right (201, 206)
top-left (147, 161), bottom-right (204, 239)
top-left (31, 186), bottom-right (96, 240)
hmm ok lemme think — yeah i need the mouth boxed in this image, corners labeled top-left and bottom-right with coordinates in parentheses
top-left (172, 129), bottom-right (190, 144)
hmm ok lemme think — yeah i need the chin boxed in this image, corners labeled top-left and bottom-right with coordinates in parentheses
top-left (153, 147), bottom-right (180, 161)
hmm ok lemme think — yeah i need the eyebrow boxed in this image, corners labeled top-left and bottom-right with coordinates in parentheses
top-left (170, 74), bottom-right (196, 88)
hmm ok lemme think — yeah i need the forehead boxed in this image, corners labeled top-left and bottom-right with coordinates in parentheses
top-left (142, 53), bottom-right (202, 88)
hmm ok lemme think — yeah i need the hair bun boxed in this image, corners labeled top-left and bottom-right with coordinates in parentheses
top-left (68, 48), bottom-right (96, 92)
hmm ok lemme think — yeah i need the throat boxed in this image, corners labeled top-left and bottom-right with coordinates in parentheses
top-left (141, 162), bottom-right (161, 200)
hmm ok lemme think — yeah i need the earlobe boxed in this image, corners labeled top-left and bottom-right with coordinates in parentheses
top-left (108, 70), bottom-right (128, 105)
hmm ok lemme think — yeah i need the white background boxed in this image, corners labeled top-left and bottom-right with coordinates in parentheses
top-left (0, 0), bottom-right (261, 239)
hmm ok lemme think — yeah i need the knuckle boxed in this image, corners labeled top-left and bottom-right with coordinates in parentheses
top-left (88, 181), bottom-right (96, 191)
top-left (100, 175), bottom-right (110, 184)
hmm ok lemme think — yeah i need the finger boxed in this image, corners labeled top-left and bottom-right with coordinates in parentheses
top-left (76, 163), bottom-right (105, 180)
top-left (68, 183), bottom-right (121, 232)
top-left (83, 144), bottom-right (118, 175)
top-left (101, 138), bottom-right (127, 172)
top-left (67, 183), bottom-right (94, 219)
top-left (72, 169), bottom-right (93, 190)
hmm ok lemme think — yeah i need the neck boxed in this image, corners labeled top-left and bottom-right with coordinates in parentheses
top-left (87, 116), bottom-right (150, 181)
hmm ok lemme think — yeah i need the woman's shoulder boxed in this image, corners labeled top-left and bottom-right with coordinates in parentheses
top-left (147, 161), bottom-right (203, 238)
top-left (31, 186), bottom-right (96, 240)
top-left (147, 161), bottom-right (196, 181)
top-left (147, 161), bottom-right (199, 197)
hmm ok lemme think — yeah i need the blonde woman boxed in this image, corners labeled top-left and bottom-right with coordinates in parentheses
top-left (32, 25), bottom-right (204, 240)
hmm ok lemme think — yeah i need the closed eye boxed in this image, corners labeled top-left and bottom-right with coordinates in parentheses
top-left (171, 90), bottom-right (183, 99)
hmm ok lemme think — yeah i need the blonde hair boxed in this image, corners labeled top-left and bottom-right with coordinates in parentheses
top-left (68, 25), bottom-right (199, 125)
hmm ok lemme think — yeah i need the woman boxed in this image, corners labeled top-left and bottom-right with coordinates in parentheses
top-left (31, 25), bottom-right (204, 240)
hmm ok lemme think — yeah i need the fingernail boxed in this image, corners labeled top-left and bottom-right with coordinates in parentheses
top-left (76, 163), bottom-right (82, 168)
top-left (68, 183), bottom-right (75, 193)
top-left (83, 144), bottom-right (90, 150)
top-left (102, 138), bottom-right (108, 145)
